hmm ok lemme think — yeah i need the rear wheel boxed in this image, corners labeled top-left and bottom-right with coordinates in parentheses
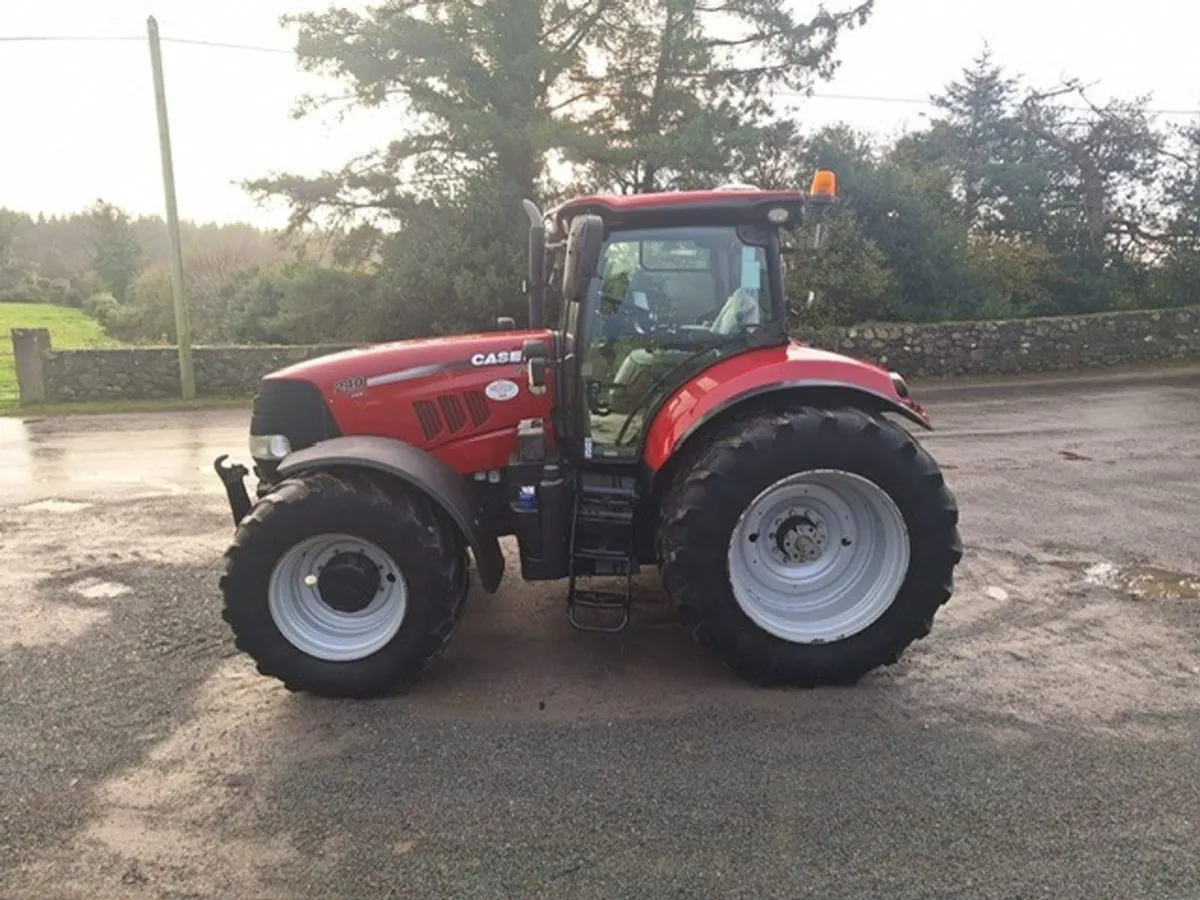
top-left (220, 470), bottom-right (468, 698)
top-left (658, 406), bottom-right (962, 686)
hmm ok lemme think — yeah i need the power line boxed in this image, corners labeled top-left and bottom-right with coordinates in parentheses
top-left (0, 34), bottom-right (292, 53)
top-left (4, 33), bottom-right (1200, 116)
top-left (782, 91), bottom-right (933, 107)
top-left (0, 35), bottom-right (143, 43)
top-left (161, 37), bottom-right (293, 54)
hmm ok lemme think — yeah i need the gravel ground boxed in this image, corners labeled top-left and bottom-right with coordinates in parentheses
top-left (1, 366), bottom-right (1199, 899)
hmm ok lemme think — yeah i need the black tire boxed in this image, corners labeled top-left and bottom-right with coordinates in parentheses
top-left (658, 406), bottom-right (962, 687)
top-left (220, 469), bottom-right (468, 698)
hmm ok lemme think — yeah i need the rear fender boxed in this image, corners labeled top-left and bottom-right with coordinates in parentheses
top-left (643, 343), bottom-right (931, 480)
top-left (645, 382), bottom-right (931, 502)
top-left (642, 344), bottom-right (932, 479)
top-left (681, 381), bottom-right (928, 447)
top-left (276, 435), bottom-right (505, 593)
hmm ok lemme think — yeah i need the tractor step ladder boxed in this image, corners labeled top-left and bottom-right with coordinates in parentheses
top-left (567, 471), bottom-right (638, 633)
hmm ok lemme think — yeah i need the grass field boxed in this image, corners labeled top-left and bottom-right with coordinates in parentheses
top-left (0, 302), bottom-right (123, 409)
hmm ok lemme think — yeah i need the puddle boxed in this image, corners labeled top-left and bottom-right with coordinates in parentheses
top-left (19, 499), bottom-right (93, 514)
top-left (1084, 562), bottom-right (1121, 588)
top-left (1122, 568), bottom-right (1200, 601)
top-left (70, 579), bottom-right (132, 600)
top-left (1084, 561), bottom-right (1200, 601)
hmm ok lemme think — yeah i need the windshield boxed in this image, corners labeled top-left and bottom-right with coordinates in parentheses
top-left (579, 225), bottom-right (778, 459)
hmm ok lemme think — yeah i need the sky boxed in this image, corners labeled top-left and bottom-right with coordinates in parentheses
top-left (2, 0), bottom-right (1198, 229)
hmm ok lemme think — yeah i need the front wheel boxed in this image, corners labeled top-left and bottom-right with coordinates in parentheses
top-left (658, 407), bottom-right (962, 686)
top-left (220, 470), bottom-right (468, 698)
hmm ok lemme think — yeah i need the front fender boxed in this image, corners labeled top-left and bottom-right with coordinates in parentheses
top-left (277, 435), bottom-right (505, 593)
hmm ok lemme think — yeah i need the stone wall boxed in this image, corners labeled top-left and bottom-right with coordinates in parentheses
top-left (807, 305), bottom-right (1200, 378)
top-left (11, 305), bottom-right (1200, 405)
top-left (38, 343), bottom-right (356, 403)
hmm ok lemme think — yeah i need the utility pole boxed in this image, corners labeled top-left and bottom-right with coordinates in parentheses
top-left (147, 16), bottom-right (194, 400)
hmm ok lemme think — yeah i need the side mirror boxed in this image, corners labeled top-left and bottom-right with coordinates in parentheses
top-left (562, 213), bottom-right (605, 304)
top-left (522, 199), bottom-right (546, 329)
top-left (496, 316), bottom-right (516, 331)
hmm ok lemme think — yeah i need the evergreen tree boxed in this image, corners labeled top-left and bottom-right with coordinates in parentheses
top-left (564, 0), bottom-right (873, 193)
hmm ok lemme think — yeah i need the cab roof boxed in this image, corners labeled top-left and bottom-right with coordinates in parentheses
top-left (547, 187), bottom-right (808, 231)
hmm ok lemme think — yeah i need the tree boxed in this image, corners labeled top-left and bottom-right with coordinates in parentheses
top-left (1016, 82), bottom-right (1164, 312)
top-left (907, 46), bottom-right (1022, 231)
top-left (243, 0), bottom-right (876, 334)
top-left (1148, 118), bottom-right (1200, 309)
top-left (564, 0), bottom-right (874, 194)
top-left (244, 1), bottom-right (645, 333)
top-left (0, 210), bottom-right (33, 300)
top-left (785, 210), bottom-right (895, 329)
top-left (1021, 83), bottom-right (1163, 251)
top-left (360, 173), bottom-right (534, 338)
top-left (247, 0), bottom-right (630, 231)
top-left (727, 119), bottom-right (810, 191)
top-left (1161, 117), bottom-right (1200, 252)
top-left (89, 201), bottom-right (144, 303)
top-left (785, 125), bottom-right (983, 323)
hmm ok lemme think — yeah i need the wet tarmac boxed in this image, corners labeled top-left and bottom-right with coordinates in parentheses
top-left (2, 365), bottom-right (1199, 899)
top-left (0, 412), bottom-right (245, 507)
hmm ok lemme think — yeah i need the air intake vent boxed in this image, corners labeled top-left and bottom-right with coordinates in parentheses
top-left (464, 391), bottom-right (490, 427)
top-left (438, 394), bottom-right (468, 433)
top-left (413, 401), bottom-right (442, 440)
top-left (412, 392), bottom-right (490, 441)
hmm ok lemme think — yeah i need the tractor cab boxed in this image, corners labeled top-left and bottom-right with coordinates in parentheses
top-left (521, 180), bottom-right (833, 465)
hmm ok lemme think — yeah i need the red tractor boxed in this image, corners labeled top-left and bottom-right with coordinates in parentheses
top-left (214, 174), bottom-right (962, 698)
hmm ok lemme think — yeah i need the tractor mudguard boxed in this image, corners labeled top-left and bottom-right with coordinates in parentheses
top-left (277, 435), bottom-right (506, 593)
top-left (643, 344), bottom-right (932, 475)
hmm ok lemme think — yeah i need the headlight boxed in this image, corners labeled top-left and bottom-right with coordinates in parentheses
top-left (889, 371), bottom-right (910, 398)
top-left (249, 434), bottom-right (292, 460)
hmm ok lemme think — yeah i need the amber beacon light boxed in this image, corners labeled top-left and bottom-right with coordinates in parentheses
top-left (810, 169), bottom-right (838, 198)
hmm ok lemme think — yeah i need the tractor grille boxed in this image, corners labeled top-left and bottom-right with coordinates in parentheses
top-left (250, 378), bottom-right (342, 449)
top-left (412, 391), bottom-right (491, 440)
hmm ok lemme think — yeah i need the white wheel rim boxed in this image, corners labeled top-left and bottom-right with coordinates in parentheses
top-left (268, 533), bottom-right (408, 662)
top-left (727, 469), bottom-right (910, 644)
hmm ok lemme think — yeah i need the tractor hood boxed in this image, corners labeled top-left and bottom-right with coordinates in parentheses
top-left (248, 329), bottom-right (555, 471)
top-left (265, 330), bottom-right (546, 394)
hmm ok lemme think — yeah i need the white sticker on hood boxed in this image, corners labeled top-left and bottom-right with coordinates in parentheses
top-left (485, 379), bottom-right (520, 402)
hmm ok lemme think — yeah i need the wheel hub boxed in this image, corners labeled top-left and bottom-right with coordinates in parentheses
top-left (316, 551), bottom-right (382, 613)
top-left (768, 511), bottom-right (828, 564)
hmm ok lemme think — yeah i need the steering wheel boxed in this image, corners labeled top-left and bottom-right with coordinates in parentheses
top-left (601, 300), bottom-right (655, 339)
top-left (622, 302), bottom-right (655, 334)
